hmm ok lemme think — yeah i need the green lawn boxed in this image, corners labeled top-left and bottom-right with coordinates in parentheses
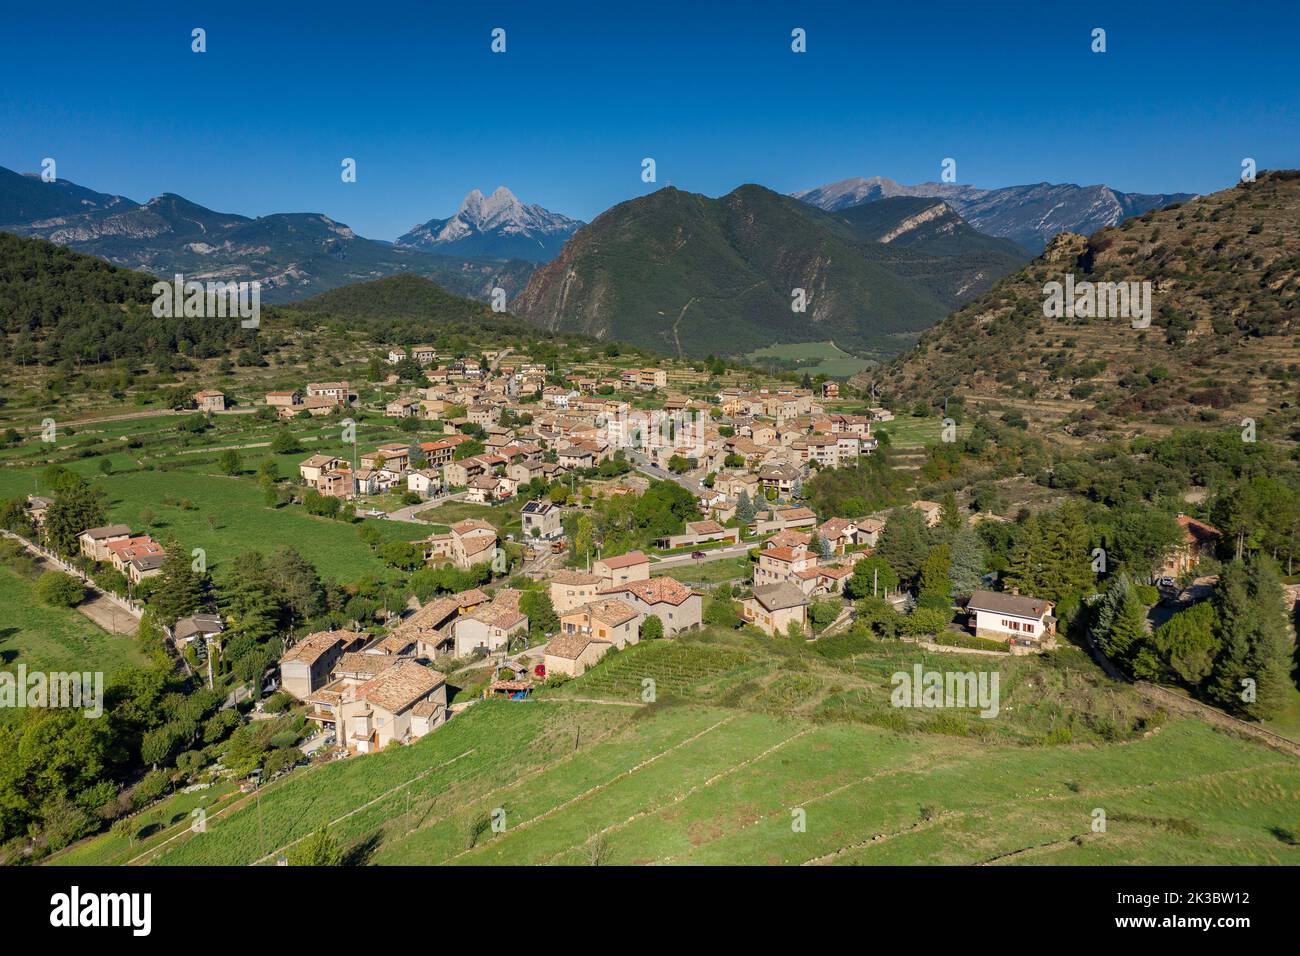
top-left (0, 565), bottom-right (146, 723)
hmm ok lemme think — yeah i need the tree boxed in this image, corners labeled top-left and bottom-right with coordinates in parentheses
top-left (916, 544), bottom-right (953, 610)
top-left (288, 825), bottom-right (344, 866)
top-left (667, 455), bottom-right (690, 474)
top-left (1005, 502), bottom-right (1095, 606)
top-left (937, 491), bottom-right (963, 536)
top-left (946, 525), bottom-right (986, 599)
top-left (856, 595), bottom-right (900, 638)
top-left (1206, 557), bottom-right (1293, 719)
top-left (35, 571), bottom-right (85, 608)
top-left (270, 430), bottom-right (302, 455)
top-left (218, 449), bottom-right (242, 476)
top-left (735, 490), bottom-right (756, 524)
top-left (520, 589), bottom-right (558, 639)
top-left (151, 541), bottom-right (203, 625)
top-left (640, 614), bottom-right (664, 640)
top-left (1152, 600), bottom-right (1219, 686)
top-left (876, 506), bottom-right (931, 582)
top-left (703, 585), bottom-right (740, 628)
top-left (1098, 575), bottom-right (1148, 666)
top-left (43, 479), bottom-right (107, 557)
top-left (1105, 506), bottom-right (1183, 577)
top-left (845, 555), bottom-right (899, 599)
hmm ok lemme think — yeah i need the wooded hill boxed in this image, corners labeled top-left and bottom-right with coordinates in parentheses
top-left (866, 171), bottom-right (1300, 444)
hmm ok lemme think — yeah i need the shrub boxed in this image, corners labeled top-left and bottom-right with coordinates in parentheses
top-left (35, 571), bottom-right (85, 608)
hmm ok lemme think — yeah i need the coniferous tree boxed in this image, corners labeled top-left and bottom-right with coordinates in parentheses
top-left (947, 525), bottom-right (986, 599)
top-left (151, 541), bottom-right (203, 625)
top-left (1207, 557), bottom-right (1293, 719)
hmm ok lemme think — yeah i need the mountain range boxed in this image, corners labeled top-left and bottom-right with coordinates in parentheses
top-left (396, 186), bottom-right (583, 262)
top-left (513, 184), bottom-right (1030, 358)
top-left (793, 176), bottom-right (1196, 253)
top-left (0, 166), bottom-right (539, 303)
top-left (869, 170), bottom-right (1300, 439)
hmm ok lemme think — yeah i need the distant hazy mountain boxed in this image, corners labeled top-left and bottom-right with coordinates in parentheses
top-left (513, 185), bottom-right (1028, 358)
top-left (793, 176), bottom-right (1197, 252)
top-left (0, 165), bottom-right (136, 224)
top-left (396, 187), bottom-right (583, 263)
top-left (0, 166), bottom-right (535, 303)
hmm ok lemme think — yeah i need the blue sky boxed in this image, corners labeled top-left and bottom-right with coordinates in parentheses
top-left (2, 0), bottom-right (1296, 239)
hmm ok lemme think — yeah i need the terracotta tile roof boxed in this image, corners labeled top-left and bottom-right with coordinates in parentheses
top-left (761, 546), bottom-right (812, 563)
top-left (334, 652), bottom-right (399, 678)
top-left (598, 550), bottom-right (649, 569)
top-left (685, 520), bottom-right (725, 534)
top-left (356, 660), bottom-right (446, 713)
top-left (281, 631), bottom-right (360, 666)
top-left (546, 632), bottom-right (608, 660)
top-left (600, 576), bottom-right (696, 607)
top-left (585, 599), bottom-right (640, 627)
top-left (452, 518), bottom-right (497, 536)
top-left (551, 570), bottom-right (601, 586)
top-left (1178, 514), bottom-right (1221, 545)
top-left (766, 529), bottom-right (811, 549)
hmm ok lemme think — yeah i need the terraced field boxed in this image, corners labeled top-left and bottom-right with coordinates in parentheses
top-left (137, 635), bottom-right (1300, 867)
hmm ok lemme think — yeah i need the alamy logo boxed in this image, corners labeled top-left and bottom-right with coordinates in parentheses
top-left (152, 273), bottom-right (261, 328)
top-left (1042, 274), bottom-right (1151, 328)
top-left (50, 886), bottom-right (151, 936)
top-left (891, 664), bottom-right (1000, 718)
top-left (0, 666), bottom-right (103, 718)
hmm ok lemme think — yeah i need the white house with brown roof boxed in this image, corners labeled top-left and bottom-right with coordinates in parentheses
top-left (755, 543), bottom-right (818, 588)
top-left (965, 590), bottom-right (1056, 650)
top-left (336, 660), bottom-right (448, 752)
top-left (424, 519), bottom-right (498, 570)
top-left (298, 454), bottom-right (341, 484)
top-left (194, 390), bottom-right (226, 412)
top-left (598, 577), bottom-right (703, 636)
top-left (558, 598), bottom-right (640, 649)
top-left (592, 551), bottom-right (650, 588)
top-left (451, 591), bottom-right (529, 657)
top-left (741, 583), bottom-right (808, 637)
top-left (279, 630), bottom-right (367, 699)
top-left (544, 632), bottom-right (611, 678)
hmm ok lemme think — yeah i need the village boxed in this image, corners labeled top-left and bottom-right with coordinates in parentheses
top-left (7, 334), bottom-right (1242, 772)
top-left (20, 337), bottom-right (1240, 766)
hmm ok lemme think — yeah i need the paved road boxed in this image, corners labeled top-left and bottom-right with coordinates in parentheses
top-left (628, 451), bottom-right (703, 495)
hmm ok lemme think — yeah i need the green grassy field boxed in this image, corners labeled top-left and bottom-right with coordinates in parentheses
top-left (0, 565), bottom-right (146, 723)
top-left (0, 409), bottom-right (440, 582)
top-left (873, 415), bottom-right (969, 448)
top-left (746, 341), bottom-right (876, 379)
top-left (416, 499), bottom-right (526, 537)
top-left (661, 555), bottom-right (751, 587)
top-left (135, 633), bottom-right (1300, 867)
